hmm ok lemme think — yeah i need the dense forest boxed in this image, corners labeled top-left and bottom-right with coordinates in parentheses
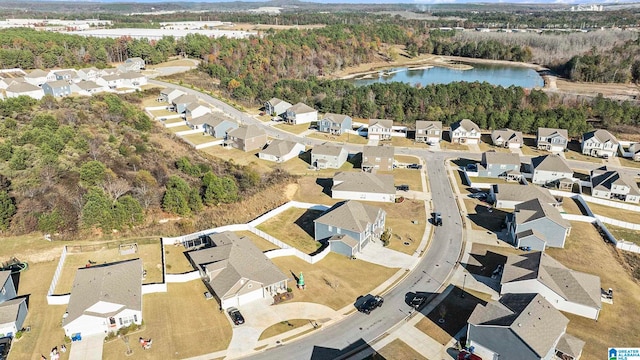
top-left (0, 92), bottom-right (292, 236)
top-left (561, 37), bottom-right (640, 83)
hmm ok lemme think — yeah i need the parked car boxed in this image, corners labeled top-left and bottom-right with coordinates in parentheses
top-left (396, 184), bottom-right (410, 191)
top-left (227, 307), bottom-right (245, 325)
top-left (0, 337), bottom-right (11, 360)
top-left (357, 295), bottom-right (384, 314)
top-left (433, 212), bottom-right (443, 226)
top-left (407, 164), bottom-right (422, 170)
top-left (409, 294), bottom-right (428, 310)
top-left (458, 350), bottom-right (482, 360)
top-left (466, 164), bottom-right (477, 171)
top-left (468, 192), bottom-right (487, 199)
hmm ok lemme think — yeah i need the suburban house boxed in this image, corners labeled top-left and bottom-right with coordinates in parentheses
top-left (530, 154), bottom-right (574, 187)
top-left (225, 124), bottom-right (268, 152)
top-left (310, 143), bottom-right (348, 169)
top-left (476, 152), bottom-right (521, 180)
top-left (318, 113), bottom-right (352, 135)
top-left (77, 67), bottom-right (100, 82)
top-left (283, 102), bottom-right (317, 125)
top-left (490, 184), bottom-right (560, 210)
top-left (54, 70), bottom-right (78, 82)
top-left (368, 119), bottom-right (393, 141)
top-left (414, 121), bottom-right (442, 145)
top-left (172, 94), bottom-right (199, 114)
top-left (491, 128), bottom-right (523, 148)
top-left (101, 74), bottom-right (123, 90)
top-left (258, 139), bottom-right (305, 163)
top-left (590, 166), bottom-right (640, 203)
top-left (537, 128), bottom-right (569, 153)
top-left (42, 80), bottom-right (71, 97)
top-left (119, 72), bottom-right (147, 88)
top-left (72, 80), bottom-right (106, 96)
top-left (331, 171), bottom-right (396, 203)
top-left (581, 129), bottom-right (619, 158)
top-left (62, 259), bottom-right (143, 338)
top-left (24, 69), bottom-right (49, 87)
top-left (628, 143), bottom-right (640, 161)
top-left (124, 57), bottom-right (146, 71)
top-left (264, 97), bottom-right (292, 117)
top-left (467, 293), bottom-right (584, 360)
top-left (362, 146), bottom-right (395, 172)
top-left (450, 119), bottom-right (481, 144)
top-left (506, 198), bottom-right (572, 250)
top-left (187, 231), bottom-right (288, 309)
top-left (314, 200), bottom-right (386, 257)
top-left (0, 271), bottom-right (28, 339)
top-left (158, 87), bottom-right (186, 104)
top-left (501, 252), bottom-right (602, 320)
top-left (5, 82), bottom-right (44, 100)
top-left (188, 113), bottom-right (238, 138)
top-left (185, 103), bottom-right (212, 120)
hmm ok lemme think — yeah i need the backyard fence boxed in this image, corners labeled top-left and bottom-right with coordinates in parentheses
top-left (166, 271), bottom-right (201, 283)
top-left (65, 238), bottom-right (159, 253)
top-left (142, 283), bottom-right (167, 294)
top-left (47, 246), bottom-right (68, 298)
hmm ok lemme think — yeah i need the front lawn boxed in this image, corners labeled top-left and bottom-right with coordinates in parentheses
top-left (440, 142), bottom-right (469, 151)
top-left (618, 157), bottom-right (640, 169)
top-left (463, 199), bottom-right (508, 233)
top-left (390, 137), bottom-right (429, 148)
top-left (270, 253), bottom-right (398, 311)
top-left (273, 123), bottom-right (310, 134)
top-left (258, 319), bottom-right (310, 341)
top-left (256, 207), bottom-right (325, 254)
top-left (546, 221), bottom-right (640, 360)
top-left (380, 200), bottom-right (426, 255)
top-left (392, 168), bottom-right (423, 193)
top-left (307, 132), bottom-right (368, 145)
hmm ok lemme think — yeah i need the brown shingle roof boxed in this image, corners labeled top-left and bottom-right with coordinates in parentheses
top-left (514, 198), bottom-right (570, 228)
top-left (315, 200), bottom-right (384, 234)
top-left (332, 171), bottom-right (395, 194)
top-left (531, 154), bottom-right (572, 173)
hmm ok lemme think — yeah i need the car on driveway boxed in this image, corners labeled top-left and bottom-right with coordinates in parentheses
top-left (468, 192), bottom-right (487, 200)
top-left (0, 337), bottom-right (11, 360)
top-left (357, 295), bottom-right (384, 314)
top-left (409, 294), bottom-right (428, 310)
top-left (396, 184), bottom-right (409, 191)
top-left (407, 163), bottom-right (422, 170)
top-left (227, 307), bottom-right (245, 325)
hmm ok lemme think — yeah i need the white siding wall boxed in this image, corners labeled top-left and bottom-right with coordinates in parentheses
top-left (332, 190), bottom-right (394, 203)
top-left (532, 170), bottom-right (573, 185)
top-left (293, 111), bottom-right (317, 125)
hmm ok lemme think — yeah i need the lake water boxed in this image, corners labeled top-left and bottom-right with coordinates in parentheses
top-left (351, 63), bottom-right (544, 89)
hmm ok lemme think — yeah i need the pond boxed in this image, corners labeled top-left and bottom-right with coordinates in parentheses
top-left (351, 63), bottom-right (544, 89)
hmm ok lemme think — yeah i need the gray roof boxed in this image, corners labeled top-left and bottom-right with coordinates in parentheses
top-left (415, 120), bottom-right (442, 131)
top-left (363, 145), bottom-right (394, 159)
top-left (76, 81), bottom-right (102, 91)
top-left (78, 67), bottom-right (99, 75)
top-left (492, 184), bottom-right (558, 206)
top-left (188, 232), bottom-right (287, 299)
top-left (491, 128), bottom-right (523, 144)
top-left (227, 124), bottom-right (266, 140)
top-left (119, 72), bottom-right (144, 80)
top-left (556, 333), bottom-right (586, 359)
top-left (315, 200), bottom-right (385, 234)
top-left (25, 69), bottom-right (49, 78)
top-left (173, 94), bottom-right (198, 105)
top-left (6, 82), bottom-right (41, 93)
top-left (101, 74), bottom-right (122, 82)
top-left (332, 171), bottom-right (395, 195)
top-left (288, 102), bottom-right (316, 114)
top-left (189, 112), bottom-right (235, 127)
top-left (502, 252), bottom-right (602, 309)
top-left (267, 97), bottom-right (288, 107)
top-left (186, 102), bottom-right (209, 112)
top-left (531, 154), bottom-right (572, 173)
top-left (160, 87), bottom-right (184, 96)
top-left (453, 119), bottom-right (480, 132)
top-left (0, 271), bottom-right (10, 289)
top-left (0, 297), bottom-right (26, 325)
top-left (538, 127), bottom-right (568, 139)
top-left (514, 198), bottom-right (571, 228)
top-left (328, 234), bottom-right (359, 248)
top-left (369, 119), bottom-right (393, 129)
top-left (54, 70), bottom-right (77, 78)
top-left (63, 259), bottom-right (142, 326)
top-left (322, 113), bottom-right (351, 124)
top-left (591, 166), bottom-right (640, 195)
top-left (126, 57), bottom-right (144, 63)
top-left (515, 228), bottom-right (546, 243)
top-left (312, 143), bottom-right (345, 157)
top-left (583, 129), bottom-right (619, 145)
top-left (260, 139), bottom-right (302, 157)
top-left (481, 151), bottom-right (520, 166)
top-left (629, 143), bottom-right (640, 154)
top-left (468, 293), bottom-right (569, 358)
top-left (45, 80), bottom-right (70, 89)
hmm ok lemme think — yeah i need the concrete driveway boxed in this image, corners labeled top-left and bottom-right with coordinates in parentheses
top-left (225, 298), bottom-right (339, 359)
top-left (356, 240), bottom-right (418, 268)
top-left (69, 334), bottom-right (104, 360)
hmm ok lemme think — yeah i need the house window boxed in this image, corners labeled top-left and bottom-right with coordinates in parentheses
top-left (1, 287), bottom-right (5, 295)
top-left (328, 225), bottom-right (333, 231)
top-left (134, 314), bottom-right (138, 322)
top-left (337, 228), bottom-right (341, 234)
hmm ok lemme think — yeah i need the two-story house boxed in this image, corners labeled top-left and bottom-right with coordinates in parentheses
top-left (582, 129), bottom-right (619, 158)
top-left (188, 113), bottom-right (238, 139)
top-left (124, 57), bottom-right (146, 71)
top-left (23, 69), bottom-right (49, 87)
top-left (158, 88), bottom-right (185, 104)
top-left (310, 143), bottom-right (348, 169)
top-left (172, 94), bottom-right (199, 114)
top-left (331, 171), bottom-right (396, 203)
top-left (185, 103), bottom-right (212, 121)
top-left (314, 200), bottom-right (386, 257)
top-left (590, 166), bottom-right (640, 203)
top-left (537, 128), bottom-right (569, 153)
top-left (225, 124), bottom-right (268, 152)
top-left (0, 270), bottom-right (28, 339)
top-left (264, 97), bottom-right (292, 117)
top-left (414, 121), bottom-right (442, 145)
top-left (368, 119), bottom-right (393, 141)
top-left (5, 82), bottom-right (44, 100)
top-left (450, 119), bottom-right (481, 144)
top-left (490, 184), bottom-right (560, 210)
top-left (530, 154), bottom-right (574, 187)
top-left (283, 103), bottom-right (317, 125)
top-left (491, 128), bottom-right (523, 148)
top-left (506, 198), bottom-right (571, 250)
top-left (42, 80), bottom-right (71, 97)
top-left (477, 151), bottom-right (521, 180)
top-left (318, 113), bottom-right (352, 135)
top-left (361, 145), bottom-right (395, 172)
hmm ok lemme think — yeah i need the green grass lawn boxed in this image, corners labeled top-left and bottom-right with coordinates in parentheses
top-left (392, 168), bottom-right (423, 192)
top-left (256, 207), bottom-right (324, 254)
top-left (149, 109), bottom-right (175, 118)
top-left (270, 253), bottom-right (398, 310)
top-left (169, 125), bottom-right (191, 133)
top-left (181, 132), bottom-right (218, 145)
top-left (606, 225), bottom-right (640, 245)
top-left (163, 117), bottom-right (185, 125)
top-left (273, 123), bottom-right (311, 134)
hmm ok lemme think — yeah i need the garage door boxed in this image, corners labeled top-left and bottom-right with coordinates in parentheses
top-left (237, 289), bottom-right (264, 306)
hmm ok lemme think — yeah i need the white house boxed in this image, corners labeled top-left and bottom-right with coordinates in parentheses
top-left (368, 119), bottom-right (393, 141)
top-left (491, 128), bottom-right (523, 148)
top-left (590, 166), bottom-right (640, 203)
top-left (264, 97), bottom-right (292, 117)
top-left (119, 72), bottom-right (147, 89)
top-left (490, 184), bottom-right (559, 210)
top-left (258, 139), bottom-right (305, 163)
top-left (77, 67), bottom-right (101, 82)
top-left (582, 129), bottom-right (619, 158)
top-left (5, 82), bottom-right (44, 100)
top-left (311, 143), bottom-right (348, 169)
top-left (72, 80), bottom-right (107, 96)
top-left (101, 74), bottom-right (123, 90)
top-left (537, 128), bottom-right (569, 153)
top-left (450, 119), bottom-right (481, 144)
top-left (284, 102), bottom-right (317, 125)
top-left (158, 87), bottom-right (185, 104)
top-left (24, 69), bottom-right (49, 87)
top-left (124, 57), bottom-right (146, 71)
top-left (530, 154), bottom-right (573, 187)
top-left (501, 252), bottom-right (602, 320)
top-left (331, 171), bottom-right (396, 203)
top-left (188, 232), bottom-right (288, 309)
top-left (414, 120), bottom-right (442, 145)
top-left (185, 103), bottom-right (212, 120)
top-left (62, 259), bottom-right (143, 338)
